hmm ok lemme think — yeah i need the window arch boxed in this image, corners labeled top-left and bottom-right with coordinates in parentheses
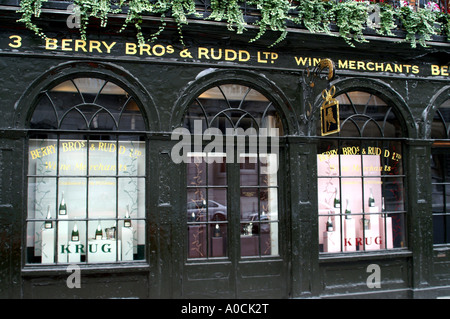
top-left (317, 90), bottom-right (407, 254)
top-left (319, 90), bottom-right (403, 138)
top-left (431, 97), bottom-right (450, 245)
top-left (183, 83), bottom-right (284, 134)
top-left (182, 83), bottom-right (284, 259)
top-left (26, 75), bottom-right (147, 265)
top-left (29, 77), bottom-right (146, 131)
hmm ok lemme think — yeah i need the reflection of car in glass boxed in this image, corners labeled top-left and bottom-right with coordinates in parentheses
top-left (187, 200), bottom-right (227, 221)
top-left (241, 212), bottom-right (270, 234)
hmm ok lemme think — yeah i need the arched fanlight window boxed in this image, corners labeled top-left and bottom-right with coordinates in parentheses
top-left (317, 90), bottom-right (407, 254)
top-left (182, 83), bottom-right (284, 260)
top-left (431, 98), bottom-right (450, 244)
top-left (27, 76), bottom-right (146, 265)
top-left (183, 83), bottom-right (283, 134)
top-left (30, 77), bottom-right (146, 131)
top-left (332, 91), bottom-right (403, 138)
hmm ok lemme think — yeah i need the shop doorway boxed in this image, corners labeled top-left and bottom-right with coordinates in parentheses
top-left (179, 83), bottom-right (290, 298)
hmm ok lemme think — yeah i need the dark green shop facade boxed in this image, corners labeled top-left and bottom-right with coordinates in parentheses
top-left (0, 4), bottom-right (450, 299)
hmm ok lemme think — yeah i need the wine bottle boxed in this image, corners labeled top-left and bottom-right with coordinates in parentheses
top-left (326, 215), bottom-right (333, 232)
top-left (334, 188), bottom-right (340, 208)
top-left (71, 223), bottom-right (79, 241)
top-left (214, 224), bottom-right (221, 237)
top-left (59, 192), bottom-right (67, 215)
top-left (362, 217), bottom-right (370, 230)
top-left (124, 205), bottom-right (132, 228)
top-left (345, 199), bottom-right (352, 219)
top-left (95, 222), bottom-right (103, 240)
top-left (368, 188), bottom-right (375, 207)
top-left (44, 205), bottom-right (53, 229)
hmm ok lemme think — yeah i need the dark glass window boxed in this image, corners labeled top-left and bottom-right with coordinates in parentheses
top-left (183, 84), bottom-right (283, 259)
top-left (27, 77), bottom-right (146, 264)
top-left (431, 98), bottom-right (450, 245)
top-left (318, 91), bottom-right (407, 253)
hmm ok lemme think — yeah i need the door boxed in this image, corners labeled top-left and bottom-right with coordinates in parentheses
top-left (180, 83), bottom-right (289, 298)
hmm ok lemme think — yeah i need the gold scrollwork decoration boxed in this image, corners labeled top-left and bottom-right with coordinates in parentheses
top-left (304, 58), bottom-right (336, 88)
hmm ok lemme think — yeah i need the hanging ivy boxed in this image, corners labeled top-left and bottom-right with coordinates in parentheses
top-left (397, 4), bottom-right (439, 48)
top-left (208, 0), bottom-right (246, 34)
top-left (331, 1), bottom-right (370, 46)
top-left (296, 0), bottom-right (333, 34)
top-left (246, 0), bottom-right (296, 47)
top-left (15, 0), bottom-right (450, 48)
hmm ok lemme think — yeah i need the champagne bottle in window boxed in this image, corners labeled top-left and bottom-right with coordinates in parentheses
top-left (345, 199), bottom-right (352, 219)
top-left (368, 188), bottom-right (375, 207)
top-left (95, 222), bottom-right (103, 240)
top-left (362, 215), bottom-right (370, 230)
top-left (124, 205), bottom-right (132, 228)
top-left (59, 192), bottom-right (67, 215)
top-left (334, 188), bottom-right (340, 208)
top-left (44, 205), bottom-right (53, 229)
top-left (71, 223), bottom-right (79, 241)
top-left (214, 224), bottom-right (221, 237)
top-left (327, 215), bottom-right (333, 232)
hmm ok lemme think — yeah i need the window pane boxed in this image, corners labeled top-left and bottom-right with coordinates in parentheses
top-left (240, 186), bottom-right (279, 257)
top-left (210, 223), bottom-right (227, 257)
top-left (118, 177), bottom-right (146, 219)
top-left (208, 188), bottom-right (227, 221)
top-left (433, 214), bottom-right (446, 244)
top-left (240, 155), bottom-right (258, 186)
top-left (118, 99), bottom-right (146, 131)
top-left (88, 178), bottom-right (116, 219)
top-left (59, 138), bottom-right (87, 176)
top-left (260, 153), bottom-right (278, 186)
top-left (208, 157), bottom-right (226, 186)
top-left (28, 139), bottom-right (58, 176)
top-left (88, 139), bottom-right (117, 176)
top-left (48, 80), bottom-right (83, 122)
top-left (240, 187), bottom-right (258, 221)
top-left (118, 138), bottom-right (146, 176)
top-left (187, 188), bottom-right (206, 222)
top-left (187, 160), bottom-right (206, 187)
top-left (188, 224), bottom-right (207, 258)
top-left (59, 178), bottom-right (87, 218)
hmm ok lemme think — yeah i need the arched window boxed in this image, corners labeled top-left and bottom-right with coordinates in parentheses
top-left (181, 83), bottom-right (283, 259)
top-left (317, 91), bottom-right (407, 253)
top-left (431, 97), bottom-right (450, 245)
top-left (27, 77), bottom-right (146, 264)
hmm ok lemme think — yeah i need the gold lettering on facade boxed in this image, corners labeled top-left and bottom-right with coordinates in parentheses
top-left (296, 56), bottom-right (420, 75)
top-left (4, 34), bottom-right (447, 77)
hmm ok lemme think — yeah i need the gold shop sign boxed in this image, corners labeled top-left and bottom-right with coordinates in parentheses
top-left (320, 86), bottom-right (340, 136)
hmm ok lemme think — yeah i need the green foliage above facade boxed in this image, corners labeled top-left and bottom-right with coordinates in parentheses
top-left (16, 0), bottom-right (450, 48)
